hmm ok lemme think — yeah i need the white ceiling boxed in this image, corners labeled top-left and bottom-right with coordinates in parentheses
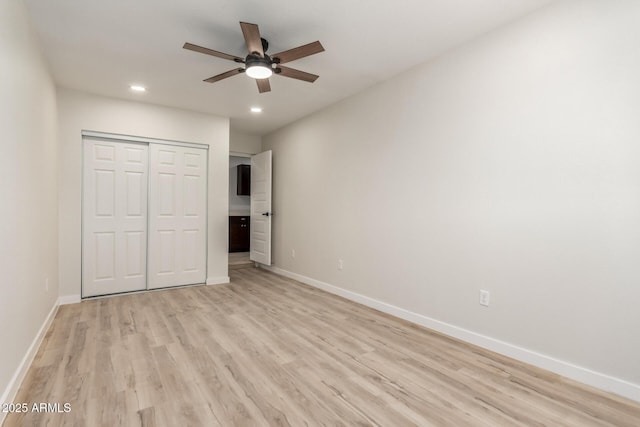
top-left (24, 0), bottom-right (555, 135)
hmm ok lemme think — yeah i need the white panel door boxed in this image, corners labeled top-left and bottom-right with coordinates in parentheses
top-left (250, 150), bottom-right (272, 265)
top-left (82, 139), bottom-right (148, 297)
top-left (148, 144), bottom-right (207, 289)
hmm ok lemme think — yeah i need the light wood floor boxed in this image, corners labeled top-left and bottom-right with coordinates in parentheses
top-left (5, 268), bottom-right (640, 426)
top-left (228, 252), bottom-right (253, 270)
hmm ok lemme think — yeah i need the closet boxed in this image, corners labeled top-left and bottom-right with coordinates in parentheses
top-left (82, 135), bottom-right (207, 298)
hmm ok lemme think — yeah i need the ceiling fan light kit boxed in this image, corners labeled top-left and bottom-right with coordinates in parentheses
top-left (184, 21), bottom-right (324, 93)
top-left (245, 56), bottom-right (273, 79)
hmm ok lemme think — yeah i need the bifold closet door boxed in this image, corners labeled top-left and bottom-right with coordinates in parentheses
top-left (148, 144), bottom-right (207, 289)
top-left (82, 139), bottom-right (148, 297)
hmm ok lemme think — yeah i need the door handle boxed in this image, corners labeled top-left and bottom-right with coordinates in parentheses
top-left (262, 212), bottom-right (271, 217)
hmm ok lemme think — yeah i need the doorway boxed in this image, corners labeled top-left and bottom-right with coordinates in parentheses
top-left (229, 155), bottom-right (253, 270)
top-left (228, 150), bottom-right (273, 269)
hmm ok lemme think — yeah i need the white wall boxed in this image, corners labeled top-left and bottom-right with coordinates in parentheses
top-left (230, 129), bottom-right (262, 155)
top-left (0, 0), bottom-right (59, 406)
top-left (57, 88), bottom-right (230, 297)
top-left (229, 156), bottom-right (251, 215)
top-left (263, 0), bottom-right (640, 399)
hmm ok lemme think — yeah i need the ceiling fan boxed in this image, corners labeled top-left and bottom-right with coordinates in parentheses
top-left (183, 22), bottom-right (325, 94)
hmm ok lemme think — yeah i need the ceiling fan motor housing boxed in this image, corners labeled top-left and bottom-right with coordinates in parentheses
top-left (245, 53), bottom-right (273, 69)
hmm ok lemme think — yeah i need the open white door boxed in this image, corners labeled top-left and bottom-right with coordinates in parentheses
top-left (250, 150), bottom-right (272, 265)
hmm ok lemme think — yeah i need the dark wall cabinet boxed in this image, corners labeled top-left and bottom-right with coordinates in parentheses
top-left (237, 164), bottom-right (251, 196)
top-left (229, 216), bottom-right (250, 252)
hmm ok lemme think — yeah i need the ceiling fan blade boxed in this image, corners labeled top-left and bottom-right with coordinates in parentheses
top-left (272, 41), bottom-right (325, 64)
top-left (256, 79), bottom-right (271, 93)
top-left (277, 65), bottom-right (319, 83)
top-left (183, 42), bottom-right (243, 62)
top-left (203, 68), bottom-right (244, 83)
top-left (240, 22), bottom-right (264, 57)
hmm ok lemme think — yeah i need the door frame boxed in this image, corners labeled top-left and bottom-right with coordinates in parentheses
top-left (81, 130), bottom-right (209, 298)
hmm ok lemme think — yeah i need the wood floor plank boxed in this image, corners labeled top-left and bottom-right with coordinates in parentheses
top-left (4, 267), bottom-right (640, 426)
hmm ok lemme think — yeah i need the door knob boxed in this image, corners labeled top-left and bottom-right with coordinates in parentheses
top-left (262, 212), bottom-right (271, 217)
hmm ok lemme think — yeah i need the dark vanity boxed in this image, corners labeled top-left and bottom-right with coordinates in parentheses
top-left (229, 216), bottom-right (250, 252)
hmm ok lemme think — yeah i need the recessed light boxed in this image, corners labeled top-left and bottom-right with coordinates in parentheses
top-left (250, 107), bottom-right (263, 113)
top-left (130, 85), bottom-right (146, 92)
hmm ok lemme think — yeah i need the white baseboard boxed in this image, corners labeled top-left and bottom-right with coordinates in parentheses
top-left (206, 276), bottom-right (230, 286)
top-left (58, 294), bottom-right (80, 305)
top-left (0, 301), bottom-right (59, 426)
top-left (262, 265), bottom-right (640, 403)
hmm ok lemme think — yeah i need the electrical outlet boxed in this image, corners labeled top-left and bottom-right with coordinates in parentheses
top-left (479, 290), bottom-right (490, 307)
top-left (291, 249), bottom-right (296, 258)
top-left (338, 259), bottom-right (343, 270)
